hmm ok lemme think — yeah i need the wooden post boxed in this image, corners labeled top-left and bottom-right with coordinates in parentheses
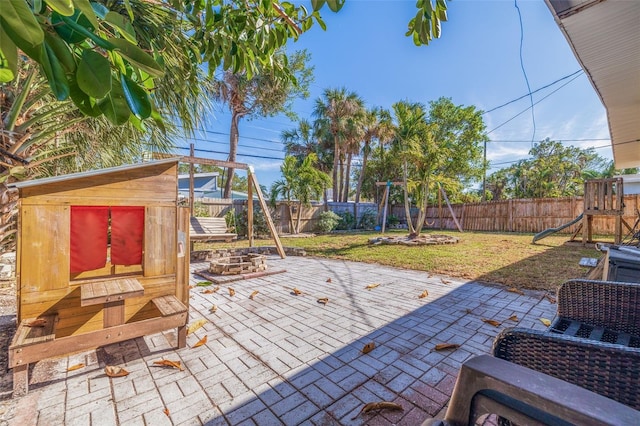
top-left (248, 167), bottom-right (285, 258)
top-left (189, 144), bottom-right (195, 216)
top-left (438, 186), bottom-right (443, 230)
top-left (381, 184), bottom-right (390, 233)
top-left (439, 184), bottom-right (463, 232)
top-left (247, 174), bottom-right (254, 247)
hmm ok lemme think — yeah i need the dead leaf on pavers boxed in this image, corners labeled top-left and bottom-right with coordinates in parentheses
top-left (153, 359), bottom-right (183, 371)
top-left (26, 318), bottom-right (48, 327)
top-left (326, 278), bottom-right (332, 283)
top-left (362, 342), bottom-right (375, 354)
top-left (187, 319), bottom-right (207, 335)
top-left (507, 287), bottom-right (525, 295)
top-left (540, 318), bottom-right (552, 327)
top-left (192, 336), bottom-right (207, 348)
top-left (163, 408), bottom-right (170, 417)
top-left (418, 290), bottom-right (428, 299)
top-left (105, 365), bottom-right (129, 377)
top-left (427, 273), bottom-right (433, 278)
top-left (250, 290), bottom-right (259, 300)
top-left (209, 305), bottom-right (217, 313)
top-left (508, 314), bottom-right (519, 322)
top-left (317, 297), bottom-right (329, 305)
top-left (365, 283), bottom-right (380, 290)
top-left (545, 294), bottom-right (557, 304)
top-left (435, 343), bottom-right (460, 351)
top-left (196, 281), bottom-right (212, 287)
top-left (481, 318), bottom-right (502, 327)
top-left (228, 287), bottom-right (235, 297)
top-left (201, 288), bottom-right (216, 294)
top-left (188, 285), bottom-right (194, 289)
top-left (292, 288), bottom-right (302, 295)
top-left (440, 278), bottom-right (451, 285)
top-left (465, 308), bottom-right (473, 314)
top-left (351, 402), bottom-right (404, 419)
top-left (67, 363), bottom-right (85, 372)
top-left (212, 286), bottom-right (220, 293)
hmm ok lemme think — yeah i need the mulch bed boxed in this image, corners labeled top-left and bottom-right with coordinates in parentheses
top-left (369, 234), bottom-right (460, 246)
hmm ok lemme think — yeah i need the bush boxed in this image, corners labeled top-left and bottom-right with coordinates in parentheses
top-left (386, 214), bottom-right (399, 227)
top-left (193, 201), bottom-right (210, 217)
top-left (233, 206), bottom-right (272, 238)
top-left (336, 211), bottom-right (356, 230)
top-left (224, 209), bottom-right (236, 232)
top-left (358, 209), bottom-right (377, 230)
top-left (316, 211), bottom-right (341, 233)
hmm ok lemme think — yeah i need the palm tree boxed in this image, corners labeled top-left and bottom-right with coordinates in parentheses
top-left (212, 50), bottom-right (312, 198)
top-left (354, 107), bottom-right (394, 206)
top-left (313, 88), bottom-right (364, 203)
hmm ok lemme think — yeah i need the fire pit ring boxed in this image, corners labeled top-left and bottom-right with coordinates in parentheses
top-left (209, 253), bottom-right (267, 275)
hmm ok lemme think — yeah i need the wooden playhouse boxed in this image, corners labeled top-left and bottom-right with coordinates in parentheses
top-left (8, 159), bottom-right (190, 395)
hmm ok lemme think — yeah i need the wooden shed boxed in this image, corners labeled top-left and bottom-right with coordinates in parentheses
top-left (8, 159), bottom-right (190, 395)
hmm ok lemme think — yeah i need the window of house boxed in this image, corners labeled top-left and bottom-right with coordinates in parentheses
top-left (70, 206), bottom-right (145, 276)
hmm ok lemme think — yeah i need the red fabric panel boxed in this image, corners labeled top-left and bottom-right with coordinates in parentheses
top-left (110, 206), bottom-right (144, 265)
top-left (70, 206), bottom-right (109, 273)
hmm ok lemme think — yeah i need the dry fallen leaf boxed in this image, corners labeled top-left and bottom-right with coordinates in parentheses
top-left (105, 365), bottom-right (129, 377)
top-left (482, 318), bottom-right (502, 327)
top-left (440, 278), bottom-right (451, 285)
top-left (212, 286), bottom-right (220, 293)
top-left (418, 290), bottom-right (428, 299)
top-left (192, 335), bottom-right (208, 348)
top-left (187, 319), bottom-right (207, 335)
top-left (164, 408), bottom-right (170, 417)
top-left (292, 288), bottom-right (302, 295)
top-left (362, 342), bottom-right (375, 354)
top-left (326, 278), bottom-right (332, 283)
top-left (465, 308), bottom-right (473, 314)
top-left (317, 297), bottom-right (329, 305)
top-left (188, 285), bottom-right (194, 289)
top-left (209, 305), bottom-right (217, 313)
top-left (508, 314), bottom-right (519, 322)
top-left (365, 283), bottom-right (380, 290)
top-left (507, 287), bottom-right (525, 295)
top-left (540, 318), bottom-right (552, 327)
top-left (153, 359), bottom-right (183, 371)
top-left (26, 318), bottom-right (47, 327)
top-left (228, 288), bottom-right (235, 297)
top-left (435, 343), bottom-right (460, 351)
top-left (352, 402), bottom-right (404, 419)
top-left (545, 294), bottom-right (557, 304)
top-left (250, 290), bottom-right (259, 300)
top-left (201, 289), bottom-right (215, 294)
top-left (67, 363), bottom-right (85, 372)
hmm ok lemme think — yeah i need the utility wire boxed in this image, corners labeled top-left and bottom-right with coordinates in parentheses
top-left (483, 69), bottom-right (583, 114)
top-left (173, 145), bottom-right (285, 161)
top-left (514, 0), bottom-right (536, 145)
top-left (487, 73), bottom-right (582, 134)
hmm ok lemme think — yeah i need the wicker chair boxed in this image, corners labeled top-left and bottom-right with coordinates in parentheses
top-left (493, 278), bottom-right (640, 410)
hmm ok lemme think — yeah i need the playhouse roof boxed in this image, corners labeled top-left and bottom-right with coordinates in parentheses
top-left (9, 159), bottom-right (179, 191)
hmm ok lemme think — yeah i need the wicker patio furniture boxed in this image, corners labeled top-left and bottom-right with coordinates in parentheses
top-left (492, 278), bottom-right (640, 410)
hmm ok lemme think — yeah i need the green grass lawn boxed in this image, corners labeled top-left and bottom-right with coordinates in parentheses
top-left (196, 230), bottom-right (604, 291)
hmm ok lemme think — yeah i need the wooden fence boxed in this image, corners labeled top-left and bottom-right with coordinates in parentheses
top-left (191, 196), bottom-right (640, 237)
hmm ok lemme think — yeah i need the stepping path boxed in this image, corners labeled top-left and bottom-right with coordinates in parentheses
top-left (0, 256), bottom-right (555, 425)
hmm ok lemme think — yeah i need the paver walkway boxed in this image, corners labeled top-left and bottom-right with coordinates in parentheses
top-left (0, 256), bottom-right (555, 425)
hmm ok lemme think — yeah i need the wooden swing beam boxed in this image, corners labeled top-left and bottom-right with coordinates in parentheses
top-left (153, 152), bottom-right (285, 258)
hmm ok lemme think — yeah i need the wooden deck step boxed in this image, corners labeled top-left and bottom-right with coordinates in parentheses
top-left (10, 314), bottom-right (58, 349)
top-left (152, 295), bottom-right (187, 317)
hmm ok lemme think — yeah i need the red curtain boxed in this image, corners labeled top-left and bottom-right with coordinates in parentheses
top-left (70, 206), bottom-right (109, 273)
top-left (110, 206), bottom-right (144, 265)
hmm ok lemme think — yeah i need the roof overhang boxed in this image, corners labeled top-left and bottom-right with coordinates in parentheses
top-left (545, 0), bottom-right (640, 169)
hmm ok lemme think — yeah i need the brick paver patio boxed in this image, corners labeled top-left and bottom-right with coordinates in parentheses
top-left (0, 255), bottom-right (555, 425)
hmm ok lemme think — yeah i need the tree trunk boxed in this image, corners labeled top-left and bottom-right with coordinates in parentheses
top-left (338, 154), bottom-right (344, 203)
top-left (224, 113), bottom-right (241, 198)
top-left (354, 142), bottom-right (369, 220)
top-left (402, 161), bottom-right (416, 235)
top-left (343, 152), bottom-right (352, 203)
top-left (332, 137), bottom-right (340, 202)
top-left (295, 201), bottom-right (303, 234)
top-left (287, 203), bottom-right (295, 234)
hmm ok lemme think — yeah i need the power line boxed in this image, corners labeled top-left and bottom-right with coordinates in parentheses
top-left (181, 135), bottom-right (285, 153)
top-left (514, 0), bottom-right (535, 144)
top-left (483, 70), bottom-right (583, 114)
top-left (487, 73), bottom-right (582, 134)
top-left (173, 145), bottom-right (285, 161)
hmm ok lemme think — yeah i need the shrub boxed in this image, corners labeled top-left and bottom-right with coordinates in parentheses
top-left (386, 214), bottom-right (399, 227)
top-left (358, 209), bottom-right (377, 230)
top-left (336, 211), bottom-right (356, 230)
top-left (233, 206), bottom-right (272, 238)
top-left (316, 211), bottom-right (341, 233)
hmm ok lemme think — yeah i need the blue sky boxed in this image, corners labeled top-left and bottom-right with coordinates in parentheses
top-left (181, 0), bottom-right (610, 190)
